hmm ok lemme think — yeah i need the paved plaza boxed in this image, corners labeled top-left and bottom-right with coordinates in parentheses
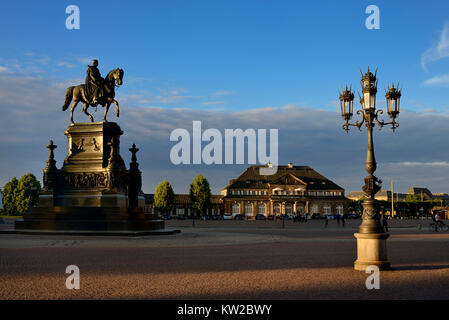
top-left (0, 219), bottom-right (448, 299)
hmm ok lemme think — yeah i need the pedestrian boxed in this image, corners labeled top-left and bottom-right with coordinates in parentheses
top-left (336, 214), bottom-right (340, 226)
top-left (382, 214), bottom-right (388, 232)
top-left (341, 214), bottom-right (345, 228)
top-left (325, 215), bottom-right (329, 228)
top-left (435, 212), bottom-right (443, 228)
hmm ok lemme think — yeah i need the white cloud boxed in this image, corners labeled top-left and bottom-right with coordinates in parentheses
top-left (0, 66), bottom-right (9, 73)
top-left (77, 57), bottom-right (92, 65)
top-left (201, 101), bottom-right (225, 106)
top-left (421, 73), bottom-right (449, 87)
top-left (386, 161), bottom-right (449, 167)
top-left (2, 72), bottom-right (449, 194)
top-left (56, 61), bottom-right (75, 69)
top-left (211, 90), bottom-right (236, 97)
top-left (421, 22), bottom-right (449, 71)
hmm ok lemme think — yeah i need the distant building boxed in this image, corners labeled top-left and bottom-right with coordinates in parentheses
top-left (221, 163), bottom-right (349, 219)
top-left (347, 190), bottom-right (407, 202)
top-left (144, 194), bottom-right (223, 217)
top-left (348, 186), bottom-right (449, 206)
top-left (407, 187), bottom-right (433, 200)
top-left (432, 193), bottom-right (449, 205)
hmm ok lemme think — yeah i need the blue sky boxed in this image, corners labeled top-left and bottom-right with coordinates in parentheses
top-left (1, 0), bottom-right (449, 111)
top-left (2, 1), bottom-right (449, 194)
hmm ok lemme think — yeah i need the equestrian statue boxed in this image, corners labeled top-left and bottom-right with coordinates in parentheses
top-left (62, 59), bottom-right (124, 124)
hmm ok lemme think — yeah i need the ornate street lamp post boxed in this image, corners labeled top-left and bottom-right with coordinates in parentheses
top-left (339, 68), bottom-right (401, 271)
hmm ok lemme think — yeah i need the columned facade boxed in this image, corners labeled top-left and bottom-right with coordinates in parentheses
top-left (222, 164), bottom-right (349, 219)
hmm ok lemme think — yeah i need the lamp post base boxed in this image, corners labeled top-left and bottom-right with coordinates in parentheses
top-left (354, 232), bottom-right (390, 271)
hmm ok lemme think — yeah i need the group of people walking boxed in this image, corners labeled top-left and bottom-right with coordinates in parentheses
top-left (324, 214), bottom-right (346, 228)
top-left (324, 214), bottom-right (389, 231)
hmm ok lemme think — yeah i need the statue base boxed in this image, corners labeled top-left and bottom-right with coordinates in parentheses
top-left (14, 206), bottom-right (168, 235)
top-left (354, 232), bottom-right (391, 271)
top-left (15, 122), bottom-right (172, 235)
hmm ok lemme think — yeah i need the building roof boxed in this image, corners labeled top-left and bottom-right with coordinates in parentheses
top-left (223, 165), bottom-right (344, 191)
top-left (407, 187), bottom-right (432, 196)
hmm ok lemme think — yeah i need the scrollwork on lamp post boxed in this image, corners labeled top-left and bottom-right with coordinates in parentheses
top-left (339, 68), bottom-right (401, 270)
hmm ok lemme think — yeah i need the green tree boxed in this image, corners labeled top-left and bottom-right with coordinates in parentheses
top-left (15, 173), bottom-right (41, 214)
top-left (189, 174), bottom-right (211, 218)
top-left (1, 173), bottom-right (41, 216)
top-left (405, 194), bottom-right (421, 202)
top-left (153, 180), bottom-right (175, 216)
top-left (2, 177), bottom-right (19, 215)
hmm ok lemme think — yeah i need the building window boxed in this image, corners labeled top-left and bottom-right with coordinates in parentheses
top-left (311, 205), bottom-right (319, 214)
top-left (336, 205), bottom-right (344, 215)
top-left (245, 203), bottom-right (253, 216)
top-left (285, 204), bottom-right (293, 215)
top-left (258, 203), bottom-right (266, 215)
top-left (176, 208), bottom-right (184, 216)
top-left (232, 204), bottom-right (240, 215)
top-left (324, 206), bottom-right (331, 215)
top-left (296, 205), bottom-right (305, 214)
top-left (274, 204), bottom-right (281, 215)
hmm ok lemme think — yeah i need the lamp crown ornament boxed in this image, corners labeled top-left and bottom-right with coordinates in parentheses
top-left (361, 67), bottom-right (378, 94)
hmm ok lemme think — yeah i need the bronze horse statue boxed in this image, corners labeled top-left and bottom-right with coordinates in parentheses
top-left (62, 68), bottom-right (124, 124)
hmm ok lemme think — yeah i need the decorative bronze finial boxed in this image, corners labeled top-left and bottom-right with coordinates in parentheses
top-left (129, 143), bottom-right (139, 164)
top-left (46, 140), bottom-right (57, 161)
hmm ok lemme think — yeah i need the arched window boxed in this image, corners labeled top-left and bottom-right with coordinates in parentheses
top-left (296, 205), bottom-right (305, 214)
top-left (232, 203), bottom-right (240, 215)
top-left (285, 204), bottom-right (293, 215)
top-left (311, 205), bottom-right (319, 214)
top-left (258, 203), bottom-right (266, 215)
top-left (336, 205), bottom-right (344, 215)
top-left (323, 205), bottom-right (331, 215)
top-left (274, 203), bottom-right (281, 215)
top-left (245, 203), bottom-right (253, 216)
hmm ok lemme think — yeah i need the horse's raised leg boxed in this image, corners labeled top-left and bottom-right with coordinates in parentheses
top-left (70, 100), bottom-right (80, 124)
top-left (103, 103), bottom-right (110, 122)
top-left (82, 103), bottom-right (94, 122)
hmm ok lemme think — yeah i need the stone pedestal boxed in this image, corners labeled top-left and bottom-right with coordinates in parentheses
top-left (15, 122), bottom-right (168, 235)
top-left (54, 122), bottom-right (128, 208)
top-left (354, 232), bottom-right (390, 271)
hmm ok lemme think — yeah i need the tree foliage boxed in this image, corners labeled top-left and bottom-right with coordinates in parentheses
top-left (1, 173), bottom-right (41, 215)
top-left (189, 174), bottom-right (211, 217)
top-left (153, 180), bottom-right (175, 216)
top-left (2, 177), bottom-right (19, 215)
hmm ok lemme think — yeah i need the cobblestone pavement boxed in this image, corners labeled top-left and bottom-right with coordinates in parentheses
top-left (0, 219), bottom-right (448, 299)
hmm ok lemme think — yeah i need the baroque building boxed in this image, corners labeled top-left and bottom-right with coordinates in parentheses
top-left (221, 163), bottom-right (349, 219)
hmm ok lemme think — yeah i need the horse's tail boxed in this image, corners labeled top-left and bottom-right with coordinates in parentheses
top-left (62, 86), bottom-right (74, 111)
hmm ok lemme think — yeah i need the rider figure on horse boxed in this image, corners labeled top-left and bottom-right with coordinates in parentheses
top-left (85, 59), bottom-right (104, 106)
